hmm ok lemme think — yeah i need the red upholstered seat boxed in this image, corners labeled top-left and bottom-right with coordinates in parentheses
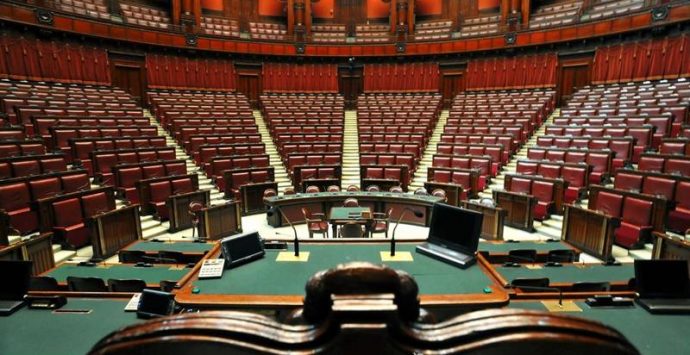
top-left (230, 172), bottom-right (250, 198)
top-left (300, 168), bottom-right (317, 180)
top-left (561, 166), bottom-right (586, 203)
top-left (166, 162), bottom-right (186, 176)
top-left (318, 168), bottom-right (335, 178)
top-left (614, 197), bottom-right (653, 249)
top-left (516, 161), bottom-right (538, 175)
top-left (40, 158), bottom-right (67, 173)
top-left (531, 181), bottom-right (554, 221)
top-left (11, 160), bottom-right (40, 177)
top-left (118, 167), bottom-right (143, 203)
top-left (142, 165), bottom-right (165, 179)
top-left (52, 198), bottom-right (89, 248)
top-left (251, 170), bottom-right (269, 182)
top-left (81, 192), bottom-right (110, 218)
top-left (642, 176), bottom-right (676, 201)
top-left (360, 155), bottom-right (376, 165)
top-left (157, 150), bottom-right (175, 160)
top-left (667, 182), bottom-right (690, 233)
top-left (510, 177), bottom-right (532, 194)
top-left (538, 164), bottom-right (560, 179)
top-left (149, 181), bottom-right (171, 220)
top-left (665, 159), bottom-right (690, 176)
top-left (0, 182), bottom-right (38, 234)
top-left (29, 177), bottom-right (61, 199)
top-left (595, 191), bottom-right (623, 217)
top-left (118, 152), bottom-right (137, 164)
top-left (638, 156), bottom-right (664, 172)
top-left (61, 173), bottom-right (91, 193)
top-left (434, 170), bottom-right (450, 183)
top-left (171, 178), bottom-right (194, 195)
top-left (384, 168), bottom-right (401, 180)
top-left (367, 167), bottom-right (384, 179)
top-left (0, 162), bottom-right (10, 179)
top-left (613, 173), bottom-right (643, 192)
top-left (586, 153), bottom-right (610, 184)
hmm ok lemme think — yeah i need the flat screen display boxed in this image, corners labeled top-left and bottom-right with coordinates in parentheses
top-left (635, 259), bottom-right (690, 298)
top-left (0, 261), bottom-right (32, 300)
top-left (220, 231), bottom-right (265, 267)
top-left (427, 203), bottom-right (483, 254)
top-left (137, 289), bottom-right (175, 319)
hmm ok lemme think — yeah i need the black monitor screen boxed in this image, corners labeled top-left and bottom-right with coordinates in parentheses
top-left (220, 231), bottom-right (265, 267)
top-left (635, 259), bottom-right (690, 298)
top-left (137, 289), bottom-right (175, 318)
top-left (428, 203), bottom-right (482, 254)
top-left (0, 261), bottom-right (32, 300)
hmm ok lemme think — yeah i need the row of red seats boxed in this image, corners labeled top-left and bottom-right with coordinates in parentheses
top-left (271, 125), bottom-right (344, 135)
top-left (71, 136), bottom-right (167, 174)
top-left (526, 147), bottom-right (613, 184)
top-left (91, 147), bottom-right (176, 183)
top-left (166, 117), bottom-right (255, 132)
top-left (112, 160), bottom-right (188, 203)
top-left (515, 160), bottom-right (590, 204)
top-left (207, 155), bottom-right (271, 188)
top-left (637, 153), bottom-right (690, 176)
top-left (294, 166), bottom-right (340, 191)
top-left (275, 134), bottom-right (342, 151)
top-left (223, 168), bottom-right (275, 198)
top-left (359, 143), bottom-right (422, 161)
top-left (0, 154), bottom-right (68, 180)
top-left (280, 143), bottom-right (342, 158)
top-left (426, 167), bottom-right (479, 200)
top-left (14, 107), bottom-right (143, 133)
top-left (0, 128), bottom-right (25, 141)
top-left (187, 134), bottom-right (262, 155)
top-left (361, 165), bottom-right (410, 192)
top-left (268, 118), bottom-right (344, 128)
top-left (359, 133), bottom-right (426, 146)
top-left (444, 125), bottom-right (525, 147)
top-left (436, 143), bottom-right (507, 170)
top-left (50, 125), bottom-right (158, 157)
top-left (33, 116), bottom-right (151, 141)
top-left (286, 154), bottom-right (341, 176)
top-left (432, 154), bottom-right (493, 191)
top-left (440, 134), bottom-right (516, 154)
top-left (0, 170), bottom-right (90, 235)
top-left (142, 176), bottom-right (198, 220)
top-left (613, 170), bottom-right (690, 233)
top-left (503, 175), bottom-right (558, 221)
top-left (359, 125), bottom-right (433, 138)
top-left (48, 188), bottom-right (117, 248)
top-left (535, 136), bottom-right (634, 168)
top-left (195, 143), bottom-right (266, 166)
top-left (0, 139), bottom-right (45, 158)
top-left (552, 115), bottom-right (673, 144)
top-left (658, 138), bottom-right (690, 156)
top-left (560, 106), bottom-right (686, 125)
top-left (589, 186), bottom-right (665, 249)
top-left (446, 117), bottom-right (534, 133)
top-left (176, 125), bottom-right (259, 144)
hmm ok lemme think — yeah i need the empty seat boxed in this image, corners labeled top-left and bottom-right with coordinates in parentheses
top-left (531, 181), bottom-right (554, 221)
top-left (62, 173), bottom-right (91, 193)
top-left (150, 181), bottom-right (172, 220)
top-left (614, 173), bottom-right (643, 192)
top-left (511, 178), bottom-right (532, 194)
top-left (0, 182), bottom-right (38, 234)
top-left (29, 177), bottom-right (61, 199)
top-left (614, 197), bottom-right (653, 249)
top-left (52, 198), bottom-right (89, 248)
top-left (82, 192), bottom-right (110, 218)
top-left (667, 181), bottom-right (690, 233)
top-left (595, 191), bottom-right (624, 217)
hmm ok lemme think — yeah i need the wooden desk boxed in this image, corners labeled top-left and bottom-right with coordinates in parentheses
top-left (89, 204), bottom-right (143, 261)
top-left (136, 174), bottom-right (200, 216)
top-left (493, 190), bottom-right (536, 232)
top-left (460, 201), bottom-right (506, 241)
top-left (241, 182), bottom-right (278, 215)
top-left (195, 201), bottom-right (243, 241)
top-left (652, 232), bottom-right (690, 263)
top-left (503, 174), bottom-right (568, 214)
top-left (425, 181), bottom-right (464, 206)
top-left (328, 207), bottom-right (373, 238)
top-left (264, 192), bottom-right (443, 228)
top-left (168, 190), bottom-right (211, 232)
top-left (0, 233), bottom-right (54, 275)
top-left (561, 205), bottom-right (619, 262)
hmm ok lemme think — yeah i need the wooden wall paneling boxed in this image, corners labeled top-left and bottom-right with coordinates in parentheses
top-left (235, 62), bottom-right (263, 108)
top-left (109, 52), bottom-right (147, 105)
top-left (338, 63), bottom-right (363, 109)
top-left (557, 52), bottom-right (593, 105)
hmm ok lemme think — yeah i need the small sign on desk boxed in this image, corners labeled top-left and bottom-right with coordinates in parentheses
top-left (380, 251), bottom-right (414, 262)
top-left (541, 300), bottom-right (582, 313)
top-left (276, 252), bottom-right (310, 262)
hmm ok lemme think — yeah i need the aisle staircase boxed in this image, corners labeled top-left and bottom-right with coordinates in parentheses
top-left (341, 110), bottom-right (361, 188)
top-left (409, 110), bottom-right (448, 191)
top-left (253, 110), bottom-right (291, 192)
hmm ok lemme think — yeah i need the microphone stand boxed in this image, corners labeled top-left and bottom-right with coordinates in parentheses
top-left (268, 206), bottom-right (299, 257)
top-left (390, 207), bottom-right (423, 257)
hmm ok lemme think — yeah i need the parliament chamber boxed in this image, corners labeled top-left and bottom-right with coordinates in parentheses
top-left (0, 0), bottom-right (690, 353)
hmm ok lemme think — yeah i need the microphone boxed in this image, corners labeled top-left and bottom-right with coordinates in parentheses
top-left (508, 283), bottom-right (564, 307)
top-left (267, 206), bottom-right (299, 257)
top-left (390, 207), bottom-right (423, 256)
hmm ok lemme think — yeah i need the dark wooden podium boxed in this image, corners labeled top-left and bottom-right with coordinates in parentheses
top-left (89, 204), bottom-right (143, 261)
top-left (493, 190), bottom-right (536, 232)
top-left (196, 201), bottom-right (243, 241)
top-left (561, 205), bottom-right (619, 262)
top-left (461, 200), bottom-right (506, 240)
top-left (168, 190), bottom-right (211, 232)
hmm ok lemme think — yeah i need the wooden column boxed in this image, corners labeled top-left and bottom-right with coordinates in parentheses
top-left (521, 0), bottom-right (531, 28)
top-left (287, 0), bottom-right (295, 35)
top-left (500, 0), bottom-right (510, 24)
top-left (171, 0), bottom-right (181, 26)
top-left (223, 0), bottom-right (232, 18)
top-left (294, 0), bottom-right (307, 41)
top-left (396, 0), bottom-right (409, 41)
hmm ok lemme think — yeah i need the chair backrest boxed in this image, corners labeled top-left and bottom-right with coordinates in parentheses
top-left (67, 276), bottom-right (108, 292)
top-left (595, 191), bottom-right (624, 217)
top-left (621, 197), bottom-right (653, 226)
top-left (531, 181), bottom-right (554, 202)
top-left (508, 249), bottom-right (538, 263)
top-left (510, 177), bottom-right (532, 194)
top-left (546, 249), bottom-right (576, 263)
top-left (107, 279), bottom-right (147, 292)
top-left (28, 276), bottom-right (59, 291)
top-left (82, 192), bottom-right (111, 218)
top-left (614, 173), bottom-right (643, 192)
top-left (53, 198), bottom-right (83, 227)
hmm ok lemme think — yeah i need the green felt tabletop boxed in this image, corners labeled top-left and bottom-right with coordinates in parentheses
top-left (479, 241), bottom-right (571, 253)
top-left (193, 244), bottom-right (495, 296)
top-left (495, 263), bottom-right (634, 285)
top-left (329, 207), bottom-right (372, 220)
top-left (44, 264), bottom-right (190, 284)
top-left (124, 240), bottom-right (214, 253)
top-left (0, 298), bottom-right (140, 355)
top-left (511, 302), bottom-right (690, 354)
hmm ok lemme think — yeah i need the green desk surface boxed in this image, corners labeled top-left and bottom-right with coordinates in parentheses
top-left (511, 302), bottom-right (690, 354)
top-left (479, 241), bottom-right (572, 253)
top-left (192, 244), bottom-right (496, 296)
top-left (44, 264), bottom-right (190, 284)
top-left (0, 298), bottom-right (139, 355)
top-left (329, 207), bottom-right (372, 220)
top-left (495, 263), bottom-right (634, 285)
top-left (124, 240), bottom-right (214, 253)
